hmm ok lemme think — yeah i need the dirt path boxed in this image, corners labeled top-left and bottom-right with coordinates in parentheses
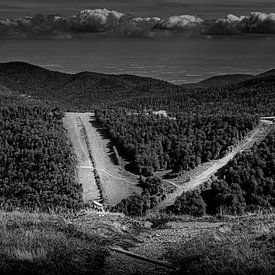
top-left (156, 122), bottom-right (273, 210)
top-left (64, 112), bottom-right (140, 206)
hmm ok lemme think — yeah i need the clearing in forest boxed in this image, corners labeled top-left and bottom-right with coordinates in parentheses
top-left (63, 112), bottom-right (140, 206)
top-left (63, 113), bottom-right (100, 204)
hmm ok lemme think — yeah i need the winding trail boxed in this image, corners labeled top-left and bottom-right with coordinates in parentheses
top-left (156, 121), bottom-right (273, 210)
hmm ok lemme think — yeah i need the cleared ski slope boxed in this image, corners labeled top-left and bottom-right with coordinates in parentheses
top-left (156, 121), bottom-right (273, 210)
top-left (64, 112), bottom-right (140, 206)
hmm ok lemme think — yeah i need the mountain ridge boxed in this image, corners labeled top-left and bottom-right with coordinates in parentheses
top-left (0, 61), bottom-right (274, 111)
top-left (0, 61), bottom-right (179, 110)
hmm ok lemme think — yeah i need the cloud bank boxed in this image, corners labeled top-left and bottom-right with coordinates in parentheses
top-left (201, 12), bottom-right (275, 35)
top-left (0, 9), bottom-right (275, 38)
top-left (159, 15), bottom-right (203, 30)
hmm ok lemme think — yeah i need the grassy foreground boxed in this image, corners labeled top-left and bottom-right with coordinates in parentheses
top-left (163, 214), bottom-right (275, 275)
top-left (0, 211), bottom-right (109, 275)
top-left (0, 210), bottom-right (274, 275)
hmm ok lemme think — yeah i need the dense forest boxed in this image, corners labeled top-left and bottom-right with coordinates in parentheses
top-left (0, 62), bottom-right (274, 214)
top-left (0, 62), bottom-right (177, 111)
top-left (171, 129), bottom-right (275, 216)
top-left (111, 76), bottom-right (275, 115)
top-left (95, 108), bottom-right (258, 175)
top-left (0, 90), bottom-right (82, 210)
top-left (184, 73), bottom-right (253, 89)
top-left (203, 128), bottom-right (275, 214)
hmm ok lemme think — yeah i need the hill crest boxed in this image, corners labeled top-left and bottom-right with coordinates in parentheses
top-left (0, 61), bottom-right (274, 110)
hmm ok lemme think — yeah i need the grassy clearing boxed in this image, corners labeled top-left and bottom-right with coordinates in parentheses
top-left (64, 112), bottom-right (140, 207)
top-left (0, 211), bottom-right (109, 275)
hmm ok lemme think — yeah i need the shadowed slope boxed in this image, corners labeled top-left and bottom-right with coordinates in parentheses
top-left (0, 62), bottom-right (178, 110)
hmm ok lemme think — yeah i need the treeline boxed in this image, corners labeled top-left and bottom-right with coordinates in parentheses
top-left (0, 62), bottom-right (178, 111)
top-left (203, 128), bottom-right (275, 214)
top-left (170, 129), bottom-right (275, 216)
top-left (1, 62), bottom-right (274, 116)
top-left (0, 93), bottom-right (82, 210)
top-left (95, 108), bottom-right (258, 175)
top-left (1, 62), bottom-right (274, 215)
top-left (111, 76), bottom-right (275, 116)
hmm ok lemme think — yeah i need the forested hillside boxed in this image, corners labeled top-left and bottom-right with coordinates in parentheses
top-left (0, 88), bottom-right (82, 210)
top-left (95, 109), bottom-right (258, 175)
top-left (92, 68), bottom-right (274, 214)
top-left (0, 60), bottom-right (274, 275)
top-left (0, 62), bottom-right (177, 110)
top-left (113, 76), bottom-right (275, 115)
top-left (171, 128), bottom-right (275, 216)
top-left (0, 62), bottom-right (274, 115)
top-left (203, 128), bottom-right (275, 214)
top-left (0, 62), bottom-right (274, 214)
top-left (183, 73), bottom-right (253, 89)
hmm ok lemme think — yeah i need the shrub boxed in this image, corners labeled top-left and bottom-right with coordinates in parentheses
top-left (170, 190), bottom-right (206, 217)
top-left (145, 212), bottom-right (173, 229)
top-left (113, 176), bottom-right (166, 216)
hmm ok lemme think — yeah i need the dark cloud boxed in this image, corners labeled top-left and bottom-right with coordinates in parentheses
top-left (2, 1), bottom-right (275, 19)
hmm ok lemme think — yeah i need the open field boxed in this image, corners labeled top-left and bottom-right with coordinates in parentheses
top-left (64, 112), bottom-right (141, 207)
top-left (156, 121), bottom-right (274, 210)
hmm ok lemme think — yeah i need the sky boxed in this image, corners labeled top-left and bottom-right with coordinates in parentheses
top-left (1, 0), bottom-right (275, 19)
top-left (0, 0), bottom-right (274, 82)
